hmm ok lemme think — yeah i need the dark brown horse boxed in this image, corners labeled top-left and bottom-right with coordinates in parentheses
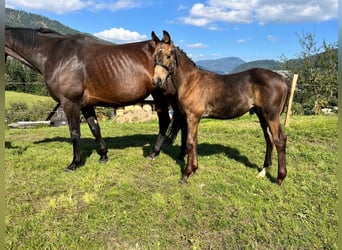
top-left (5, 26), bottom-right (187, 171)
top-left (151, 31), bottom-right (289, 185)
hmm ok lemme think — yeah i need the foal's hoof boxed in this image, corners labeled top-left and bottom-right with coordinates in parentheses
top-left (146, 155), bottom-right (155, 160)
top-left (98, 156), bottom-right (108, 164)
top-left (257, 167), bottom-right (270, 178)
top-left (65, 163), bottom-right (78, 172)
top-left (146, 151), bottom-right (160, 160)
top-left (276, 178), bottom-right (284, 186)
top-left (179, 178), bottom-right (188, 184)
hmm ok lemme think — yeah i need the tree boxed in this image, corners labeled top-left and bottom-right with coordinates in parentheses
top-left (281, 32), bottom-right (338, 114)
top-left (5, 57), bottom-right (48, 96)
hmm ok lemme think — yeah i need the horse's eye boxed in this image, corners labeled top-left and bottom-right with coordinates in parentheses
top-left (166, 54), bottom-right (172, 59)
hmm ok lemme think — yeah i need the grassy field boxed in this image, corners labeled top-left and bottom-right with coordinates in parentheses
top-left (5, 114), bottom-right (337, 249)
top-left (5, 91), bottom-right (55, 109)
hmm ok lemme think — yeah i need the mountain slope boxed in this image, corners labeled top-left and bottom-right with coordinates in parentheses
top-left (230, 59), bottom-right (281, 73)
top-left (196, 57), bottom-right (245, 74)
top-left (5, 8), bottom-right (80, 35)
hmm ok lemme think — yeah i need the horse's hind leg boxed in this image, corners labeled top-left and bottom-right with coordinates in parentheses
top-left (268, 119), bottom-right (287, 185)
top-left (63, 103), bottom-right (82, 171)
top-left (81, 106), bottom-right (108, 163)
top-left (256, 112), bottom-right (274, 178)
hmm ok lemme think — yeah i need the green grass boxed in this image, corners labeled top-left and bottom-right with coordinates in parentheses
top-left (5, 115), bottom-right (337, 249)
top-left (5, 91), bottom-right (55, 109)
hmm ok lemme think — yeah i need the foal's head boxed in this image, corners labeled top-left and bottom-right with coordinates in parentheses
top-left (151, 30), bottom-right (177, 89)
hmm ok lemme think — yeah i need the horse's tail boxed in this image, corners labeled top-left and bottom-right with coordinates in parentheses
top-left (165, 108), bottom-right (185, 144)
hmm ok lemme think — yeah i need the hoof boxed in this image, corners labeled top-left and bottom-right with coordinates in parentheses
top-left (65, 167), bottom-right (75, 173)
top-left (276, 178), bottom-right (284, 186)
top-left (98, 157), bottom-right (108, 164)
top-left (257, 167), bottom-right (270, 178)
top-left (145, 155), bottom-right (155, 160)
top-left (179, 179), bottom-right (187, 184)
top-left (146, 151), bottom-right (160, 160)
top-left (65, 162), bottom-right (78, 172)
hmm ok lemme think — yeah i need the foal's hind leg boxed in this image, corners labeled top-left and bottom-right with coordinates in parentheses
top-left (180, 115), bottom-right (200, 183)
top-left (82, 106), bottom-right (108, 163)
top-left (256, 112), bottom-right (274, 178)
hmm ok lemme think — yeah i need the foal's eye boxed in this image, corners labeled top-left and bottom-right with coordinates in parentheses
top-left (166, 54), bottom-right (172, 59)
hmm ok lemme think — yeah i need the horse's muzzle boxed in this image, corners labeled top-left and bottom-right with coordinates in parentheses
top-left (152, 77), bottom-right (163, 89)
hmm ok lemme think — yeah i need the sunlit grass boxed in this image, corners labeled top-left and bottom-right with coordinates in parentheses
top-left (5, 115), bottom-right (337, 249)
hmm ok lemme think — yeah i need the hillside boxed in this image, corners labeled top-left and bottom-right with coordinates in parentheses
top-left (230, 59), bottom-right (282, 73)
top-left (5, 91), bottom-right (56, 109)
top-left (196, 57), bottom-right (245, 74)
top-left (5, 8), bottom-right (79, 35)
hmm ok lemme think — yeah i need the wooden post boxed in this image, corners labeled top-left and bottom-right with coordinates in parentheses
top-left (285, 74), bottom-right (298, 127)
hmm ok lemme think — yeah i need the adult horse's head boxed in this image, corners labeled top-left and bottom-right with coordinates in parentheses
top-left (151, 31), bottom-right (177, 91)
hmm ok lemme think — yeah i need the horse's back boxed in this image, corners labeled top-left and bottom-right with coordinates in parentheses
top-left (43, 36), bottom-right (155, 106)
top-left (80, 41), bottom-right (155, 106)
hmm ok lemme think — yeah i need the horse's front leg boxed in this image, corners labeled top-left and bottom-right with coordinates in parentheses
top-left (147, 98), bottom-right (170, 159)
top-left (63, 104), bottom-right (82, 171)
top-left (81, 106), bottom-right (108, 163)
top-left (180, 115), bottom-right (199, 183)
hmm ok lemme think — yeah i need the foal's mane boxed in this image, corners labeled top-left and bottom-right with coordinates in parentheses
top-left (174, 46), bottom-right (205, 71)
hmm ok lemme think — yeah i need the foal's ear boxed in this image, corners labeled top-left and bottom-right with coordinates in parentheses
top-left (162, 30), bottom-right (171, 44)
top-left (151, 31), bottom-right (160, 44)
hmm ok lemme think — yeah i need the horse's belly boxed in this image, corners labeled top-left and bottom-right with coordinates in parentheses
top-left (82, 86), bottom-right (148, 106)
top-left (203, 102), bottom-right (250, 119)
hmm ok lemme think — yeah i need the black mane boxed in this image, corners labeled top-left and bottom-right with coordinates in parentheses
top-left (175, 46), bottom-right (206, 72)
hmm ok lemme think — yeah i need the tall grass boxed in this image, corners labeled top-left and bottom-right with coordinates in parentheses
top-left (5, 115), bottom-right (337, 249)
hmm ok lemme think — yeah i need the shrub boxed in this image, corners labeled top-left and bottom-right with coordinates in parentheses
top-left (291, 102), bottom-right (304, 115)
top-left (5, 100), bottom-right (56, 124)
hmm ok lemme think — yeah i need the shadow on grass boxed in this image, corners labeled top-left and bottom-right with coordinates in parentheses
top-left (22, 134), bottom-right (278, 182)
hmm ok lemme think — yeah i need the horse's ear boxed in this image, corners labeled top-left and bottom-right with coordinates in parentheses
top-left (151, 31), bottom-right (160, 44)
top-left (162, 30), bottom-right (171, 44)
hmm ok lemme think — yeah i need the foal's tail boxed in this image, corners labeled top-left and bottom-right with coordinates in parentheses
top-left (281, 77), bottom-right (291, 114)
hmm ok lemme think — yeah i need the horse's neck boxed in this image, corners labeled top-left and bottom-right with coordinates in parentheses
top-left (174, 53), bottom-right (199, 86)
top-left (10, 35), bottom-right (49, 73)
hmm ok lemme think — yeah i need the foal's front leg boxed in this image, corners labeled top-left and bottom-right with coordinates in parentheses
top-left (256, 113), bottom-right (274, 178)
top-left (180, 115), bottom-right (200, 183)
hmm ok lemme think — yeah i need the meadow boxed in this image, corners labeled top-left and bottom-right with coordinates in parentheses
top-left (5, 114), bottom-right (337, 249)
top-left (5, 91), bottom-right (54, 109)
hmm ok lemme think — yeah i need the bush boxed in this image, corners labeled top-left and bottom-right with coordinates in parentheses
top-left (5, 100), bottom-right (56, 124)
top-left (291, 102), bottom-right (304, 115)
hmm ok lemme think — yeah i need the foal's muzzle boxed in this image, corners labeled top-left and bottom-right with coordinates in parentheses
top-left (152, 77), bottom-right (164, 89)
